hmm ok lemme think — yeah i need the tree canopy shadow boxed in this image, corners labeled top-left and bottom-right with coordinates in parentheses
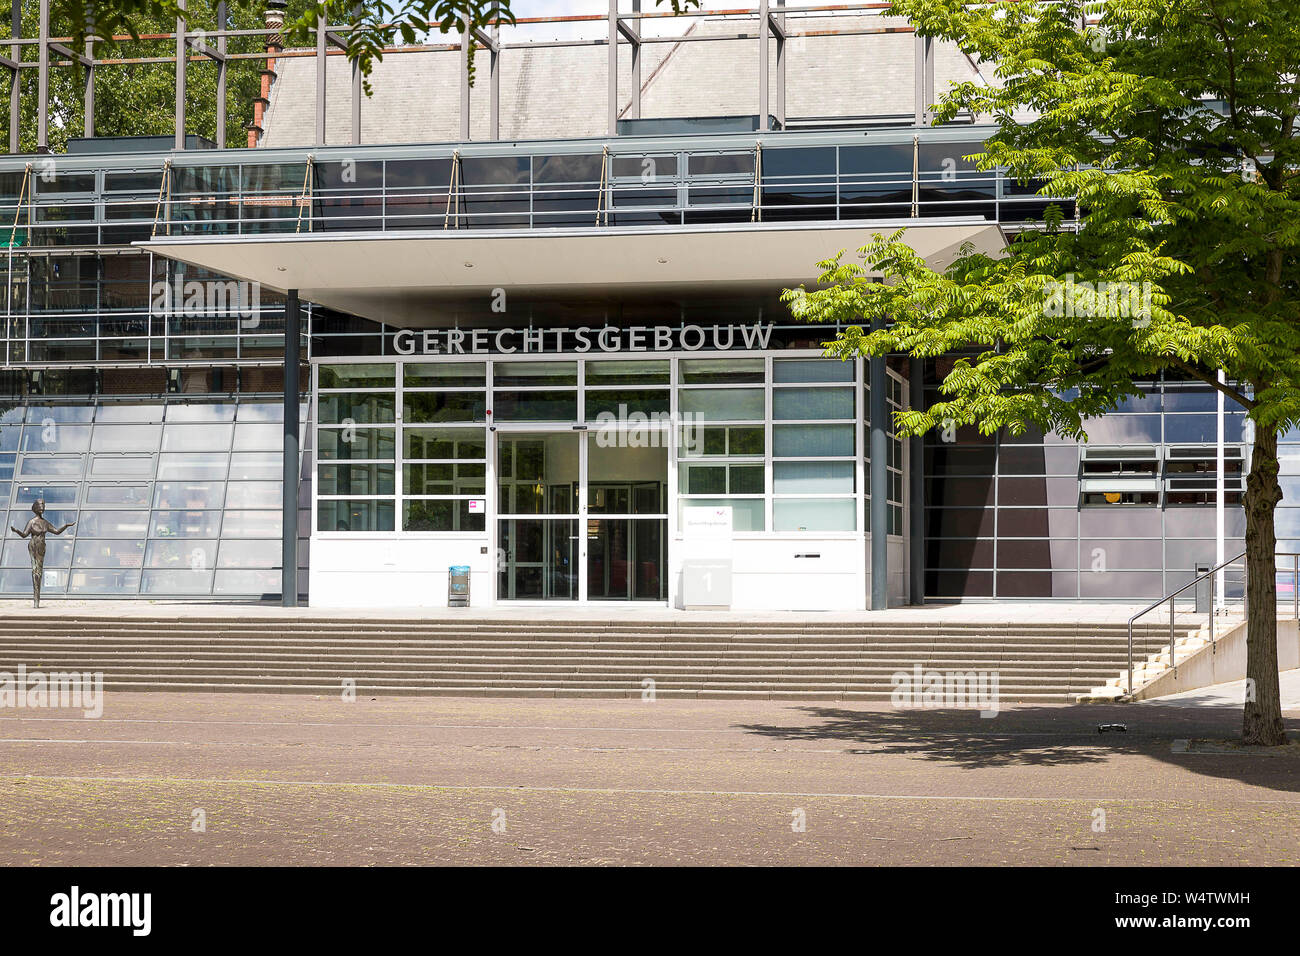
top-left (734, 702), bottom-right (1300, 789)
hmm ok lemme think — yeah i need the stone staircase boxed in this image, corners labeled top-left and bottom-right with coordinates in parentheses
top-left (0, 614), bottom-right (1177, 702)
top-left (1083, 612), bottom-right (1245, 700)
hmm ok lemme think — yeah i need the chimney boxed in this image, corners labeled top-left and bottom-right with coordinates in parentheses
top-left (248, 1), bottom-right (287, 147)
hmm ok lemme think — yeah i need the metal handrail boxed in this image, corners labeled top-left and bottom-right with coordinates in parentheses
top-left (1125, 551), bottom-right (1300, 696)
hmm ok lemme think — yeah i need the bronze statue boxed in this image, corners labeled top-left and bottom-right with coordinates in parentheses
top-left (9, 499), bottom-right (74, 608)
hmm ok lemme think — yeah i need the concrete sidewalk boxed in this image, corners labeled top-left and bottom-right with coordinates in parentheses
top-left (1144, 668), bottom-right (1300, 711)
top-left (0, 598), bottom-right (1191, 626)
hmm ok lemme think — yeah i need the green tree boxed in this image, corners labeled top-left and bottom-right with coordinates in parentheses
top-left (785, 0), bottom-right (1299, 745)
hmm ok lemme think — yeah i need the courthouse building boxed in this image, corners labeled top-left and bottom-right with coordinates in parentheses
top-left (0, 4), bottom-right (1273, 610)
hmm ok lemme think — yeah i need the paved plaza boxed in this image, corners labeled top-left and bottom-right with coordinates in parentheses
top-left (0, 691), bottom-right (1296, 866)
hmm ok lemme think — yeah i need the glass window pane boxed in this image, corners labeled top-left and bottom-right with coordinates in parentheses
top-left (229, 452), bottom-right (282, 480)
top-left (773, 387), bottom-right (855, 420)
top-left (492, 390), bottom-right (577, 422)
top-left (222, 510), bottom-right (285, 538)
top-left (11, 483), bottom-right (78, 508)
top-left (76, 511), bottom-right (149, 537)
top-left (404, 463), bottom-right (484, 494)
top-left (72, 538), bottom-right (145, 568)
top-left (677, 497), bottom-right (765, 531)
top-left (774, 423), bottom-right (855, 457)
top-left (403, 362), bottom-right (486, 386)
top-left (773, 359), bottom-right (855, 383)
top-left (729, 465), bottom-right (764, 494)
top-left (214, 569), bottom-right (279, 594)
top-left (157, 452), bottom-right (227, 479)
top-left (145, 539), bottom-right (218, 569)
top-left (403, 428), bottom-right (486, 460)
top-left (317, 500), bottom-right (393, 532)
top-left (585, 389), bottom-right (670, 419)
top-left (18, 456), bottom-right (83, 478)
top-left (403, 500), bottom-right (486, 532)
top-left (2, 535), bottom-right (72, 567)
top-left (318, 463), bottom-right (395, 496)
top-left (21, 424), bottom-right (90, 452)
top-left (679, 464), bottom-right (727, 495)
top-left (680, 359), bottom-right (764, 384)
top-left (154, 481), bottom-right (224, 510)
top-left (585, 360), bottom-right (669, 386)
top-left (141, 569), bottom-right (213, 594)
top-left (152, 511), bottom-right (222, 538)
top-left (225, 481), bottom-right (282, 509)
top-left (773, 497), bottom-right (857, 532)
top-left (233, 423), bottom-right (288, 453)
top-left (403, 391), bottom-right (486, 423)
top-left (319, 363), bottom-right (396, 389)
top-left (7, 506), bottom-right (75, 536)
top-left (160, 423), bottom-right (232, 452)
top-left (85, 483), bottom-right (151, 507)
top-left (729, 426), bottom-right (765, 455)
top-left (317, 428), bottom-right (395, 461)
top-left (69, 569), bottom-right (141, 594)
top-left (90, 455), bottom-right (154, 477)
top-left (678, 388), bottom-right (763, 421)
top-left (317, 394), bottom-right (395, 425)
top-left (492, 362), bottom-right (577, 386)
top-left (26, 406), bottom-right (92, 423)
top-left (236, 402), bottom-right (284, 422)
top-left (774, 461), bottom-right (856, 494)
top-left (164, 403), bottom-right (236, 422)
top-left (216, 539), bottom-right (281, 569)
top-left (91, 424), bottom-right (162, 452)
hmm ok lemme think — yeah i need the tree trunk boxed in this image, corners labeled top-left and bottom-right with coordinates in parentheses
top-left (1243, 424), bottom-right (1287, 746)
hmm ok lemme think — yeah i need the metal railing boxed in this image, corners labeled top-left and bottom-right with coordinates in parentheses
top-left (0, 127), bottom-right (1075, 248)
top-left (1126, 551), bottom-right (1300, 696)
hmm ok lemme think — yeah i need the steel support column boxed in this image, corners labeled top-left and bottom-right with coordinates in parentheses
top-left (216, 1), bottom-right (228, 147)
top-left (629, 0), bottom-right (641, 119)
top-left (773, 0), bottom-right (786, 128)
top-left (8, 0), bottom-right (18, 154)
top-left (316, 15), bottom-right (327, 146)
top-left (909, 356), bottom-right (925, 605)
top-left (489, 1), bottom-right (500, 139)
top-left (37, 0), bottom-right (48, 151)
top-left (460, 16), bottom-right (471, 139)
top-left (83, 39), bottom-right (93, 137)
top-left (608, 0), bottom-right (618, 135)
top-left (759, 0), bottom-right (770, 130)
top-left (174, 0), bottom-right (186, 149)
top-left (870, 324), bottom-right (889, 610)
top-left (913, 32), bottom-right (933, 126)
top-left (282, 290), bottom-right (301, 607)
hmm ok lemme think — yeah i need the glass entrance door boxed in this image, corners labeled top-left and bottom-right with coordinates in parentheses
top-left (585, 432), bottom-right (668, 602)
top-left (495, 428), bottom-right (668, 602)
top-left (497, 432), bottom-right (580, 601)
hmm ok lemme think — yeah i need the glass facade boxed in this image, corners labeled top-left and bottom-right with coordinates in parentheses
top-left (0, 133), bottom-right (1276, 605)
top-left (0, 398), bottom-right (308, 598)
top-left (923, 364), bottom-right (1251, 600)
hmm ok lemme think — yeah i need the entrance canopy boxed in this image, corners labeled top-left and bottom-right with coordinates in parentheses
top-left (140, 219), bottom-right (1005, 328)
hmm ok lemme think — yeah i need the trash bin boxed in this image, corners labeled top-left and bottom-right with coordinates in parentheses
top-left (448, 565), bottom-right (471, 607)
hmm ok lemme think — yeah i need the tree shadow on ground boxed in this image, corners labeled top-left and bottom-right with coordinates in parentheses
top-left (735, 702), bottom-right (1300, 789)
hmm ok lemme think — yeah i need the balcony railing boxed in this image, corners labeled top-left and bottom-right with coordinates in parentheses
top-left (0, 127), bottom-right (1074, 249)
